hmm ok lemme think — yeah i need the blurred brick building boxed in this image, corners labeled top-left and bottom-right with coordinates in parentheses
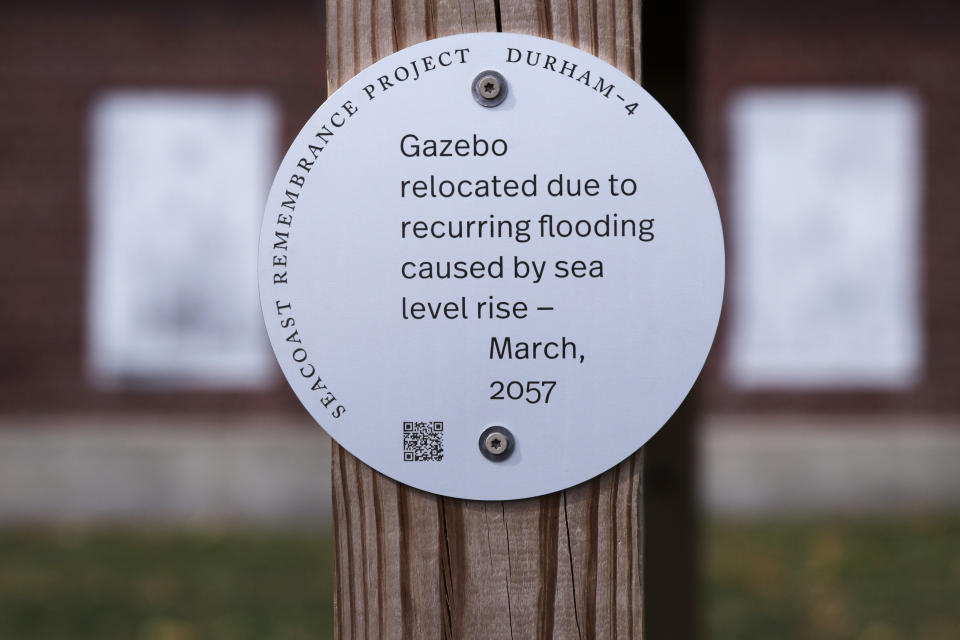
top-left (699, 0), bottom-right (960, 415)
top-left (1, 0), bottom-right (959, 521)
top-left (1, 0), bottom-right (322, 415)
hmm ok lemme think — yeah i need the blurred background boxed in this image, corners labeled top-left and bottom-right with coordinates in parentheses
top-left (1, 0), bottom-right (958, 638)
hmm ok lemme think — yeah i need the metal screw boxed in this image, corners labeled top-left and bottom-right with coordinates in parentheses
top-left (472, 70), bottom-right (508, 108)
top-left (479, 425), bottom-right (515, 461)
top-left (479, 75), bottom-right (501, 98)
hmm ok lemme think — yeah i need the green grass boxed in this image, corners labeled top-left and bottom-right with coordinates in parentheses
top-left (0, 519), bottom-right (958, 639)
top-left (0, 529), bottom-right (335, 640)
top-left (706, 517), bottom-right (960, 640)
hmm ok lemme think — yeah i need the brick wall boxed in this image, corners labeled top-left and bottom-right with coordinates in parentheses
top-left (698, 0), bottom-right (960, 413)
top-left (2, 0), bottom-right (958, 417)
top-left (0, 1), bottom-right (323, 414)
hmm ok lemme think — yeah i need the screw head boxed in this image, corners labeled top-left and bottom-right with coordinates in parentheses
top-left (479, 425), bottom-right (515, 461)
top-left (484, 432), bottom-right (506, 454)
top-left (479, 75), bottom-right (501, 98)
top-left (472, 70), bottom-right (508, 108)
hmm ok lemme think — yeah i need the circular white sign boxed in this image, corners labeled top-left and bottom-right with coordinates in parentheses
top-left (259, 33), bottom-right (724, 500)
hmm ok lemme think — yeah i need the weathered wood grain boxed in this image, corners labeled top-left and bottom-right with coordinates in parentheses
top-left (326, 1), bottom-right (644, 637)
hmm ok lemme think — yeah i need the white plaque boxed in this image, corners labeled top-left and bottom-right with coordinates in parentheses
top-left (259, 33), bottom-right (724, 499)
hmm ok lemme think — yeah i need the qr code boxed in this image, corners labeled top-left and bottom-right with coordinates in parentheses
top-left (403, 421), bottom-right (444, 461)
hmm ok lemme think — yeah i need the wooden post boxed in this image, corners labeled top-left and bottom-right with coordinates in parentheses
top-left (327, 2), bottom-right (646, 638)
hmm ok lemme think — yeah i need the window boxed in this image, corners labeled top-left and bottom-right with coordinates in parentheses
top-left (87, 92), bottom-right (278, 389)
top-left (727, 89), bottom-right (922, 389)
